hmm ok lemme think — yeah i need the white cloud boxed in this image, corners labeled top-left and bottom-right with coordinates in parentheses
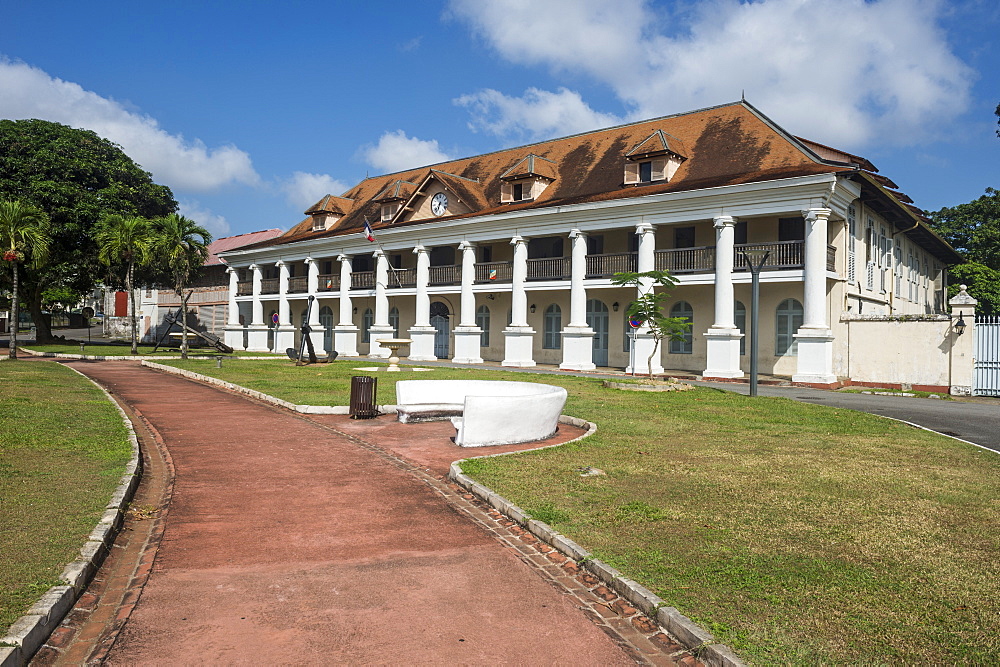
top-left (449, 0), bottom-right (974, 149)
top-left (281, 171), bottom-right (349, 210)
top-left (0, 58), bottom-right (261, 191)
top-left (177, 201), bottom-right (231, 239)
top-left (455, 87), bottom-right (622, 142)
top-left (361, 130), bottom-right (452, 174)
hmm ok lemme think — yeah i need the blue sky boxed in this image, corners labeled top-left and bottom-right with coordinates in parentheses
top-left (1, 0), bottom-right (998, 240)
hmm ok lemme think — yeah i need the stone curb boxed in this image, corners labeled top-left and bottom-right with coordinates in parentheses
top-left (448, 449), bottom-right (745, 667)
top-left (1, 367), bottom-right (142, 667)
top-left (17, 347), bottom-right (286, 362)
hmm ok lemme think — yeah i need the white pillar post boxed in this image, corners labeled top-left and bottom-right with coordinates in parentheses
top-left (627, 222), bottom-right (664, 375)
top-left (560, 229), bottom-right (596, 370)
top-left (703, 215), bottom-right (744, 379)
top-left (304, 257), bottom-right (325, 353)
top-left (333, 254), bottom-right (359, 356)
top-left (274, 261), bottom-right (295, 352)
top-left (408, 244), bottom-right (437, 361)
top-left (224, 266), bottom-right (245, 350)
top-left (503, 235), bottom-right (535, 367)
top-left (948, 286), bottom-right (977, 396)
top-left (368, 250), bottom-right (394, 358)
top-left (246, 263), bottom-right (269, 351)
top-left (453, 241), bottom-right (484, 364)
top-left (793, 207), bottom-right (836, 385)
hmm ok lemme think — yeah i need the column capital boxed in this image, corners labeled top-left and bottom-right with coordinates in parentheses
top-left (337, 253), bottom-right (351, 262)
top-left (510, 234), bottom-right (527, 245)
top-left (275, 260), bottom-right (286, 268)
top-left (713, 215), bottom-right (737, 228)
top-left (802, 207), bottom-right (832, 222)
top-left (249, 263), bottom-right (260, 272)
top-left (303, 256), bottom-right (315, 265)
top-left (413, 244), bottom-right (429, 255)
top-left (568, 228), bottom-right (587, 239)
top-left (226, 265), bottom-right (239, 275)
top-left (635, 222), bottom-right (654, 235)
top-left (457, 240), bottom-right (476, 251)
top-left (372, 248), bottom-right (385, 258)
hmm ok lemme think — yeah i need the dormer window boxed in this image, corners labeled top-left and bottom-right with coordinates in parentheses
top-left (513, 182), bottom-right (526, 201)
top-left (500, 154), bottom-right (557, 205)
top-left (502, 179), bottom-right (537, 203)
top-left (311, 214), bottom-right (339, 232)
top-left (305, 194), bottom-right (353, 233)
top-left (381, 202), bottom-right (400, 222)
top-left (624, 130), bottom-right (687, 186)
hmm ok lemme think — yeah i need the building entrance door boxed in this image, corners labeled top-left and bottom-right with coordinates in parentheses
top-left (319, 306), bottom-right (334, 351)
top-left (430, 302), bottom-right (450, 359)
top-left (587, 299), bottom-right (609, 366)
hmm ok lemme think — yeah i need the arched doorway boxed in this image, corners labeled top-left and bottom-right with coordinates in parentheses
top-left (319, 306), bottom-right (334, 351)
top-left (586, 299), bottom-right (609, 366)
top-left (430, 302), bottom-right (450, 359)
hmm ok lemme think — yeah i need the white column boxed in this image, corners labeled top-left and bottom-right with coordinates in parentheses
top-left (223, 266), bottom-right (245, 350)
top-left (408, 244), bottom-right (437, 361)
top-left (793, 207), bottom-right (836, 385)
top-left (274, 261), bottom-right (295, 352)
top-left (247, 263), bottom-right (269, 351)
top-left (304, 257), bottom-right (325, 353)
top-left (334, 254), bottom-right (359, 356)
top-left (368, 250), bottom-right (394, 358)
top-left (453, 241), bottom-right (484, 364)
top-left (703, 216), bottom-right (744, 379)
top-left (503, 235), bottom-right (535, 367)
top-left (560, 229), bottom-right (596, 370)
top-left (627, 223), bottom-right (664, 375)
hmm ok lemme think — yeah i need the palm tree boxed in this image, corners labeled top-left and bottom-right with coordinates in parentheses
top-left (0, 201), bottom-right (51, 360)
top-left (95, 214), bottom-right (155, 354)
top-left (154, 214), bottom-right (211, 359)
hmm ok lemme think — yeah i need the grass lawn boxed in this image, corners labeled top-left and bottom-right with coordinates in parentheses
top-left (0, 361), bottom-right (133, 631)
top-left (160, 359), bottom-right (999, 663)
top-left (19, 343), bottom-right (283, 357)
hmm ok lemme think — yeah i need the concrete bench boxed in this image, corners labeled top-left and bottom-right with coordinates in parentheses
top-left (395, 379), bottom-right (568, 447)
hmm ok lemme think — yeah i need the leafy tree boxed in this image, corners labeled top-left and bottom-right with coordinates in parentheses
top-left (95, 215), bottom-right (155, 354)
top-left (928, 187), bottom-right (1000, 315)
top-left (611, 269), bottom-right (690, 378)
top-left (0, 200), bottom-right (50, 359)
top-left (0, 119), bottom-right (176, 342)
top-left (154, 213), bottom-right (211, 358)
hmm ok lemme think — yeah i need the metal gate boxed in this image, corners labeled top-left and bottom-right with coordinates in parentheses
top-left (974, 315), bottom-right (1000, 396)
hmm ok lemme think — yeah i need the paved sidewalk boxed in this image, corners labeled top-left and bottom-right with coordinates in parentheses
top-left (39, 361), bottom-right (692, 665)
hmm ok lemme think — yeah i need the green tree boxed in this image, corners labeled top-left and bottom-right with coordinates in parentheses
top-left (0, 119), bottom-right (176, 342)
top-left (611, 269), bottom-right (690, 378)
top-left (154, 213), bottom-right (211, 358)
top-left (0, 200), bottom-right (51, 359)
top-left (928, 187), bottom-right (1000, 314)
top-left (95, 215), bottom-right (155, 354)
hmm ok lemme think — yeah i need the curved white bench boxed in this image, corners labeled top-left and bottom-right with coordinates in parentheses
top-left (395, 379), bottom-right (568, 447)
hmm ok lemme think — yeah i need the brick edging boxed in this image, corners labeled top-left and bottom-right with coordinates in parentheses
top-left (448, 455), bottom-right (745, 667)
top-left (0, 368), bottom-right (142, 667)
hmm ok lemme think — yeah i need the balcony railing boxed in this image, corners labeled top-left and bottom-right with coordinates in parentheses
top-left (733, 241), bottom-right (803, 270)
top-left (475, 261), bottom-right (513, 284)
top-left (260, 278), bottom-right (279, 294)
top-left (350, 271), bottom-right (374, 289)
top-left (236, 281), bottom-right (252, 296)
top-left (388, 268), bottom-right (416, 288)
top-left (527, 257), bottom-right (570, 281)
top-left (586, 252), bottom-right (637, 278)
top-left (429, 265), bottom-right (462, 286)
top-left (655, 246), bottom-right (715, 273)
top-left (317, 274), bottom-right (340, 291)
top-left (287, 276), bottom-right (308, 293)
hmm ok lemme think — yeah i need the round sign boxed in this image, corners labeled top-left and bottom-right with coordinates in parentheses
top-left (272, 313), bottom-right (280, 325)
top-left (628, 317), bottom-right (644, 328)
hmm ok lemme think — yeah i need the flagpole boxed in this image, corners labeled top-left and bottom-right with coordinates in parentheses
top-left (364, 218), bottom-right (404, 289)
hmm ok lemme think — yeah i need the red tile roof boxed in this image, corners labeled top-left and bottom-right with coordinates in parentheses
top-left (206, 229), bottom-right (284, 265)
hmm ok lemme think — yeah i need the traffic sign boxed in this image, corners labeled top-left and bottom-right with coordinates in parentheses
top-left (272, 313), bottom-right (280, 324)
top-left (628, 317), bottom-right (643, 328)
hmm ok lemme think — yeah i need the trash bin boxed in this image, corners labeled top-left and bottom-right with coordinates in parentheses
top-left (350, 375), bottom-right (379, 419)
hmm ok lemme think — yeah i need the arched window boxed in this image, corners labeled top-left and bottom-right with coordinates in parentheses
top-left (362, 308), bottom-right (374, 342)
top-left (543, 304), bottom-right (562, 349)
top-left (389, 307), bottom-right (400, 337)
top-left (668, 301), bottom-right (693, 354)
top-left (476, 305), bottom-right (490, 347)
top-left (734, 301), bottom-right (746, 356)
top-left (775, 298), bottom-right (803, 356)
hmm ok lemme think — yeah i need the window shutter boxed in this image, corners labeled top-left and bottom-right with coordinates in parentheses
top-left (651, 158), bottom-right (666, 181)
top-left (847, 205), bottom-right (856, 284)
top-left (501, 181), bottom-right (512, 203)
top-left (624, 161), bottom-right (639, 184)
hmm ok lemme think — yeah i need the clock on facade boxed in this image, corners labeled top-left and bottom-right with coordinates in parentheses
top-left (431, 192), bottom-right (449, 216)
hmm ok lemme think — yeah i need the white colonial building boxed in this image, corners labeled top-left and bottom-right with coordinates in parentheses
top-left (218, 101), bottom-right (962, 388)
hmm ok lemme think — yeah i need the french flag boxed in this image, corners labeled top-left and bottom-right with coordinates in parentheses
top-left (363, 220), bottom-right (375, 242)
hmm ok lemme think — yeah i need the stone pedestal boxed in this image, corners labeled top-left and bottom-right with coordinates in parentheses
top-left (246, 324), bottom-right (270, 352)
top-left (224, 326), bottom-right (245, 351)
top-left (367, 325), bottom-right (395, 358)
top-left (559, 327), bottom-right (596, 371)
top-left (334, 325), bottom-right (359, 357)
top-left (502, 327), bottom-right (536, 367)
top-left (452, 326), bottom-right (484, 364)
top-left (273, 325), bottom-right (295, 353)
top-left (627, 331), bottom-right (664, 376)
top-left (407, 325), bottom-right (438, 361)
top-left (703, 327), bottom-right (744, 379)
top-left (792, 328), bottom-right (837, 385)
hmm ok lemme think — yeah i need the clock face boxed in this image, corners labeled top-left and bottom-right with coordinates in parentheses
top-left (431, 192), bottom-right (448, 216)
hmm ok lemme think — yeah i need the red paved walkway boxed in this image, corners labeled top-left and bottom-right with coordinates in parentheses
top-left (56, 361), bottom-right (649, 664)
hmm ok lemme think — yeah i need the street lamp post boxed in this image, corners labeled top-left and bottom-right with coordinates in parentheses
top-left (740, 249), bottom-right (770, 397)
